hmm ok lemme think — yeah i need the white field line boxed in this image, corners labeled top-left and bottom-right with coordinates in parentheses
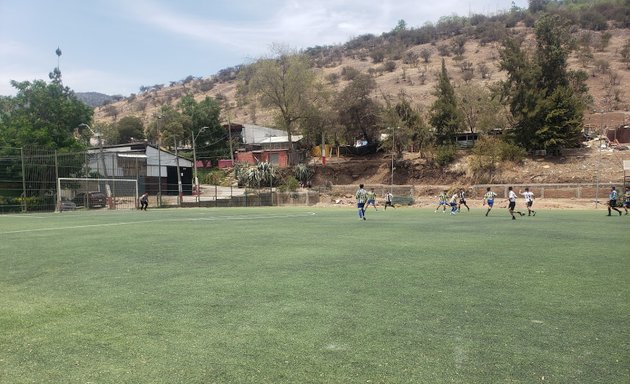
top-left (0, 212), bottom-right (317, 235)
top-left (0, 214), bottom-right (47, 219)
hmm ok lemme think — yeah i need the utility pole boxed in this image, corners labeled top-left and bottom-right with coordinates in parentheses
top-left (595, 110), bottom-right (604, 208)
top-left (391, 127), bottom-right (396, 194)
top-left (21, 147), bottom-right (27, 213)
top-left (227, 106), bottom-right (235, 164)
top-left (80, 123), bottom-right (107, 177)
top-left (321, 131), bottom-right (326, 166)
top-left (156, 115), bottom-right (162, 207)
top-left (192, 126), bottom-right (208, 204)
top-left (175, 136), bottom-right (182, 206)
top-left (80, 123), bottom-right (112, 208)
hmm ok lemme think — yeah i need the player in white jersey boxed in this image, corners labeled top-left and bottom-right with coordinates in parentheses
top-left (457, 189), bottom-right (470, 212)
top-left (384, 192), bottom-right (395, 210)
top-left (449, 193), bottom-right (459, 215)
top-left (607, 186), bottom-right (622, 216)
top-left (519, 187), bottom-right (536, 216)
top-left (506, 186), bottom-right (524, 220)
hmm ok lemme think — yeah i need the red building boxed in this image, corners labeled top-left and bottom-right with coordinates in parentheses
top-left (235, 135), bottom-right (304, 168)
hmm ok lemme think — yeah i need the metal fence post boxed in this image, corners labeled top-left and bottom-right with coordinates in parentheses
top-left (20, 147), bottom-right (27, 213)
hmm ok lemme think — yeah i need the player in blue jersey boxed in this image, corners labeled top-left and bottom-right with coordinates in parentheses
top-left (482, 187), bottom-right (497, 216)
top-left (434, 190), bottom-right (449, 213)
top-left (365, 188), bottom-right (377, 211)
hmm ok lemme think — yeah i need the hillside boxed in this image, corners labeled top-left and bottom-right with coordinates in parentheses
top-left (92, 16), bottom-right (630, 188)
top-left (76, 92), bottom-right (117, 108)
top-left (310, 142), bottom-right (629, 187)
top-left (93, 25), bottom-right (630, 131)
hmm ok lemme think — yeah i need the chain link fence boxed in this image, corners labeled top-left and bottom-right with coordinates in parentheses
top-left (0, 146), bottom-right (321, 213)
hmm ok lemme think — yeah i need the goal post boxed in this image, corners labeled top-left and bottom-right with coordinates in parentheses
top-left (57, 177), bottom-right (139, 211)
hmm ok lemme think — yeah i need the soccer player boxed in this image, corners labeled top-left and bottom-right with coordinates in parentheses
top-left (507, 186), bottom-right (524, 220)
top-left (356, 184), bottom-right (368, 220)
top-left (384, 191), bottom-right (395, 210)
top-left (607, 186), bottom-right (622, 216)
top-left (139, 192), bottom-right (149, 211)
top-left (435, 190), bottom-right (448, 213)
top-left (519, 187), bottom-right (536, 216)
top-left (457, 189), bottom-right (470, 212)
top-left (482, 187), bottom-right (497, 216)
top-left (624, 186), bottom-right (630, 215)
top-left (365, 188), bottom-right (377, 211)
top-left (449, 192), bottom-right (459, 215)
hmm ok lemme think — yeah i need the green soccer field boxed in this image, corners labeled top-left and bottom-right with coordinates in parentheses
top-left (0, 207), bottom-right (628, 383)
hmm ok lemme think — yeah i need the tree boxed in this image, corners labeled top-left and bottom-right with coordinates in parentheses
top-left (620, 39), bottom-right (630, 69)
top-left (146, 106), bottom-right (185, 151)
top-left (245, 46), bottom-right (318, 164)
top-left (420, 48), bottom-right (432, 63)
top-left (335, 73), bottom-right (381, 146)
top-left (381, 92), bottom-right (431, 158)
top-left (392, 19), bottom-right (407, 33)
top-left (0, 79), bottom-right (92, 151)
top-left (499, 14), bottom-right (586, 154)
top-left (456, 83), bottom-right (507, 134)
top-left (429, 59), bottom-right (463, 145)
top-left (0, 67), bottom-right (92, 203)
top-left (182, 96), bottom-right (228, 163)
top-left (298, 81), bottom-right (335, 151)
top-left (114, 116), bottom-right (144, 144)
top-left (528, 0), bottom-right (549, 13)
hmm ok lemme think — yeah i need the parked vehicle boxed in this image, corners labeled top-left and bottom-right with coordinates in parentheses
top-left (73, 191), bottom-right (107, 208)
top-left (59, 199), bottom-right (77, 211)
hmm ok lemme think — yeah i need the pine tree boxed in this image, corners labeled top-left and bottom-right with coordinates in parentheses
top-left (499, 14), bottom-right (586, 155)
top-left (429, 59), bottom-right (463, 145)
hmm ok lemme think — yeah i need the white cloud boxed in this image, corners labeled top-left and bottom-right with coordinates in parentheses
top-left (0, 0), bottom-right (528, 96)
top-left (0, 39), bottom-right (40, 94)
top-left (121, 0), bottom-right (525, 56)
top-left (0, 39), bottom-right (31, 57)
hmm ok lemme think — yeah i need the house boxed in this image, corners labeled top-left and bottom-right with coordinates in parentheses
top-left (225, 123), bottom-right (305, 167)
top-left (454, 132), bottom-right (479, 148)
top-left (605, 125), bottom-right (630, 144)
top-left (222, 123), bottom-right (287, 145)
top-left (235, 135), bottom-right (304, 167)
top-left (86, 142), bottom-right (193, 195)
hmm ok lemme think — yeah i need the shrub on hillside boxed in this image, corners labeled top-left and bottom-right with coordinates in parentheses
top-left (434, 145), bottom-right (456, 166)
top-left (293, 163), bottom-right (314, 187)
top-left (383, 60), bottom-right (397, 72)
top-left (467, 137), bottom-right (526, 181)
top-left (202, 169), bottom-right (227, 186)
top-left (341, 66), bottom-right (360, 81)
top-left (279, 176), bottom-right (300, 192)
top-left (498, 141), bottom-right (527, 162)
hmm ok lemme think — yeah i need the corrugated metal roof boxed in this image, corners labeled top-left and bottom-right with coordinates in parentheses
top-left (258, 135), bottom-right (303, 144)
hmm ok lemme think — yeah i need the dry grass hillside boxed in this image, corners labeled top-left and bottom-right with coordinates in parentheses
top-left (94, 25), bottom-right (630, 127)
top-left (93, 23), bottom-right (630, 187)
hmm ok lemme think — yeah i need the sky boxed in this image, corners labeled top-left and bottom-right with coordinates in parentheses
top-left (0, 0), bottom-right (528, 97)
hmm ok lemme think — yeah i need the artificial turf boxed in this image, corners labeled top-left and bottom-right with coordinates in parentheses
top-left (0, 206), bottom-right (628, 383)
